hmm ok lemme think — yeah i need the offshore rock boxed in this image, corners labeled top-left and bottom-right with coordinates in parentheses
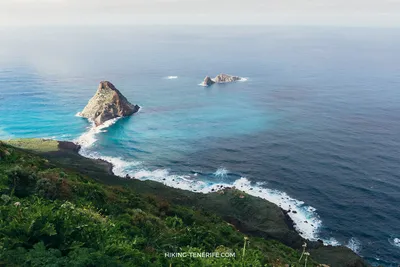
top-left (80, 81), bottom-right (140, 126)
top-left (214, 73), bottom-right (241, 83)
top-left (202, 73), bottom-right (242, 86)
top-left (202, 76), bottom-right (215, 86)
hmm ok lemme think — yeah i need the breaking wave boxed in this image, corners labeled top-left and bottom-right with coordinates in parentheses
top-left (323, 237), bottom-right (340, 246)
top-left (75, 118), bottom-right (120, 148)
top-left (214, 167), bottom-right (229, 178)
top-left (346, 237), bottom-right (362, 254)
top-left (129, 171), bottom-right (322, 240)
top-left (74, 117), bottom-right (332, 243)
top-left (389, 237), bottom-right (400, 248)
top-left (74, 118), bottom-right (142, 176)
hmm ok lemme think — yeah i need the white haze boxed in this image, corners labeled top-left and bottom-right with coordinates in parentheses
top-left (0, 0), bottom-right (400, 26)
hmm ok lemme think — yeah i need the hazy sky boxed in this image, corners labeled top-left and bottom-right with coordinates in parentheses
top-left (1, 0), bottom-right (400, 27)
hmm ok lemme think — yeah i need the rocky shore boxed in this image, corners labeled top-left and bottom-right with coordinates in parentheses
top-left (6, 138), bottom-right (370, 267)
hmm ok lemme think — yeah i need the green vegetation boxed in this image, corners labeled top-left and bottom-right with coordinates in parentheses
top-left (0, 141), bottom-right (321, 266)
top-left (4, 139), bottom-right (59, 153)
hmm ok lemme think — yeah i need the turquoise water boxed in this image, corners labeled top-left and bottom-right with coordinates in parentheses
top-left (1, 26), bottom-right (400, 265)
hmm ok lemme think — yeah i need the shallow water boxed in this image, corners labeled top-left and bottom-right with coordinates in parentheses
top-left (0, 26), bottom-right (400, 266)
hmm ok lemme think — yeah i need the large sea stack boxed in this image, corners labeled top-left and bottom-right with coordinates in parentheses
top-left (80, 81), bottom-right (140, 126)
top-left (202, 73), bottom-right (242, 86)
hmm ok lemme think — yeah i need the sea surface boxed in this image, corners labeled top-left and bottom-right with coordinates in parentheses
top-left (0, 26), bottom-right (399, 266)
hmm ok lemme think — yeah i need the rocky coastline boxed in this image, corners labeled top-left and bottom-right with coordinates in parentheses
top-left (50, 139), bottom-right (369, 267)
top-left (59, 141), bottom-right (115, 176)
top-left (2, 138), bottom-right (370, 266)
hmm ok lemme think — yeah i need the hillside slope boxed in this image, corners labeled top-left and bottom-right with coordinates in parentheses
top-left (0, 140), bottom-right (369, 267)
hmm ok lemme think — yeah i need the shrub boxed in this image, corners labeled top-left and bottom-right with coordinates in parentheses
top-left (6, 166), bottom-right (37, 197)
top-left (0, 142), bottom-right (318, 266)
top-left (35, 178), bottom-right (57, 199)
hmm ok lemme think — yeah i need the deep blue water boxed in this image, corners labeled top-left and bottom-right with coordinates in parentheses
top-left (0, 26), bottom-right (400, 266)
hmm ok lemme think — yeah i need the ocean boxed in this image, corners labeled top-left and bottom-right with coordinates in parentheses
top-left (0, 26), bottom-right (399, 266)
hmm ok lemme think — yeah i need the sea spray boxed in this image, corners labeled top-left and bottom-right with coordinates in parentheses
top-left (75, 119), bottom-right (326, 243)
top-left (132, 170), bottom-right (322, 240)
top-left (214, 167), bottom-right (229, 178)
top-left (227, 178), bottom-right (322, 241)
top-left (323, 237), bottom-right (340, 246)
top-left (346, 237), bottom-right (362, 254)
top-left (75, 117), bottom-right (143, 176)
top-left (80, 149), bottom-right (142, 177)
top-left (75, 118), bottom-right (120, 148)
top-left (389, 237), bottom-right (400, 248)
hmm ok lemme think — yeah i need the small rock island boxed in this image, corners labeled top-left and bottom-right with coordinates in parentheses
top-left (80, 81), bottom-right (140, 126)
top-left (202, 73), bottom-right (242, 86)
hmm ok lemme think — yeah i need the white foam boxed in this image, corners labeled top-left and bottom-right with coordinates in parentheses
top-left (226, 178), bottom-right (322, 241)
top-left (109, 167), bottom-right (322, 241)
top-left (79, 149), bottom-right (142, 177)
top-left (73, 113), bottom-right (324, 242)
top-left (239, 77), bottom-right (249, 82)
top-left (75, 121), bottom-right (325, 242)
top-left (214, 167), bottom-right (228, 178)
top-left (389, 237), bottom-right (400, 248)
top-left (324, 237), bottom-right (341, 246)
top-left (346, 237), bottom-right (362, 254)
top-left (166, 76), bottom-right (178, 79)
top-left (75, 118), bottom-right (120, 148)
top-left (74, 116), bottom-right (142, 177)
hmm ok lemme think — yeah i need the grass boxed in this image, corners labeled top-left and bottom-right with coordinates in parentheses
top-left (2, 138), bottom-right (59, 153)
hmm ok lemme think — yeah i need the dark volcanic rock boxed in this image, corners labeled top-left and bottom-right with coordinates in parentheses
top-left (95, 158), bottom-right (114, 175)
top-left (202, 76), bottom-right (215, 86)
top-left (309, 245), bottom-right (370, 267)
top-left (80, 81), bottom-right (140, 126)
top-left (58, 141), bottom-right (81, 153)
